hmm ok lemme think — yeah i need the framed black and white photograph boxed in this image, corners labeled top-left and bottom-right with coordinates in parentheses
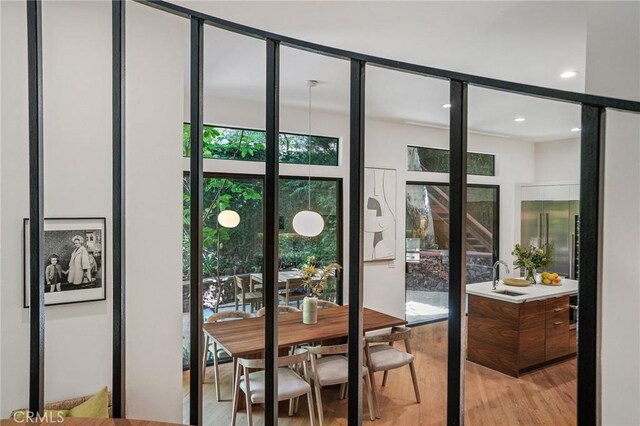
top-left (364, 167), bottom-right (397, 261)
top-left (24, 217), bottom-right (106, 307)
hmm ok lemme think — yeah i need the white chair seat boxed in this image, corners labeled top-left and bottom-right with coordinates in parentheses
top-left (314, 355), bottom-right (368, 386)
top-left (239, 368), bottom-right (311, 403)
top-left (369, 345), bottom-right (415, 371)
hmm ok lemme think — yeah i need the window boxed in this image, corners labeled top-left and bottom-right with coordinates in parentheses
top-left (182, 174), bottom-right (342, 369)
top-left (183, 123), bottom-right (339, 166)
top-left (407, 146), bottom-right (495, 176)
top-left (405, 183), bottom-right (499, 324)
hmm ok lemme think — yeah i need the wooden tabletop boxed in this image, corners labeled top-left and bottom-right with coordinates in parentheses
top-left (204, 305), bottom-right (405, 357)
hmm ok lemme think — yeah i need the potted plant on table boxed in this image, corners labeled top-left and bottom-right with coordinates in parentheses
top-left (300, 256), bottom-right (341, 324)
top-left (511, 243), bottom-right (554, 284)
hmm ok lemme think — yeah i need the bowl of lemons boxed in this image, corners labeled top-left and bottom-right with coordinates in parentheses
top-left (541, 272), bottom-right (562, 285)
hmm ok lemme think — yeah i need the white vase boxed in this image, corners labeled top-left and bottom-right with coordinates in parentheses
top-left (302, 296), bottom-right (318, 325)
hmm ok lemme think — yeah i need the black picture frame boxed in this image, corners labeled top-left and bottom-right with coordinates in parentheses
top-left (23, 217), bottom-right (107, 307)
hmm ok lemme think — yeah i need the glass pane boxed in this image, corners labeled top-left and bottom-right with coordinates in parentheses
top-left (368, 64), bottom-right (450, 424)
top-left (465, 86), bottom-right (581, 424)
top-left (279, 178), bottom-right (341, 303)
top-left (405, 184), bottom-right (498, 324)
top-left (182, 123), bottom-right (339, 166)
top-left (407, 146), bottom-right (495, 176)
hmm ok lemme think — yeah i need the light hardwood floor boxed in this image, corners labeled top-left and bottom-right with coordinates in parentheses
top-left (183, 321), bottom-right (576, 425)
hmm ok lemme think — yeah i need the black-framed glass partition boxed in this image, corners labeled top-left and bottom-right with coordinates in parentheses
top-left (464, 86), bottom-right (582, 423)
top-left (22, 1), bottom-right (639, 423)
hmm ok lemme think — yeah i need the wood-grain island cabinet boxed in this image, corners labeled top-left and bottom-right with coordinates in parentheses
top-left (467, 293), bottom-right (576, 377)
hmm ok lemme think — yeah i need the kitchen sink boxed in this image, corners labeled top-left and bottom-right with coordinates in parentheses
top-left (493, 290), bottom-right (526, 297)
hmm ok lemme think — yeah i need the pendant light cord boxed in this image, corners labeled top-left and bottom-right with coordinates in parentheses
top-left (307, 83), bottom-right (312, 210)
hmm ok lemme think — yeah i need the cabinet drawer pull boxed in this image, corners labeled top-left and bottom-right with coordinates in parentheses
top-left (553, 307), bottom-right (565, 312)
top-left (554, 321), bottom-right (564, 325)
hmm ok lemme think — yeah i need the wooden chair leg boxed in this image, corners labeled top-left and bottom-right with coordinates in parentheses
top-left (231, 362), bottom-right (242, 426)
top-left (244, 367), bottom-right (253, 426)
top-left (314, 380), bottom-right (324, 426)
top-left (202, 335), bottom-right (209, 384)
top-left (382, 370), bottom-right (389, 387)
top-left (369, 369), bottom-right (381, 419)
top-left (306, 390), bottom-right (316, 426)
top-left (213, 343), bottom-right (221, 401)
top-left (363, 374), bottom-right (376, 421)
top-left (409, 361), bottom-right (421, 403)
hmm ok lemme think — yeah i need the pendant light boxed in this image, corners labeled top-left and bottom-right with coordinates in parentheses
top-left (293, 80), bottom-right (325, 237)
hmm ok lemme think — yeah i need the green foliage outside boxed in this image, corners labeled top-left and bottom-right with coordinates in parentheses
top-left (183, 123), bottom-right (339, 166)
top-left (407, 146), bottom-right (495, 176)
top-left (182, 124), bottom-right (340, 285)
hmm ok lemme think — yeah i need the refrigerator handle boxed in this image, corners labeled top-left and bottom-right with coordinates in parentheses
top-left (538, 213), bottom-right (543, 246)
top-left (545, 213), bottom-right (550, 247)
top-left (570, 234), bottom-right (575, 279)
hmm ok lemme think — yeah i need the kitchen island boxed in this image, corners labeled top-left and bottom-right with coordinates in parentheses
top-left (466, 279), bottom-right (578, 377)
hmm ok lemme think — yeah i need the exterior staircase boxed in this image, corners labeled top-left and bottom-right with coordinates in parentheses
top-left (427, 185), bottom-right (494, 254)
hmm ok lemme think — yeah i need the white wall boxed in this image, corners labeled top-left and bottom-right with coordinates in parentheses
top-left (0, 2), bottom-right (185, 422)
top-left (534, 138), bottom-right (580, 182)
top-left (1, 1), bottom-right (113, 417)
top-left (586, 3), bottom-right (640, 425)
top-left (191, 95), bottom-right (536, 319)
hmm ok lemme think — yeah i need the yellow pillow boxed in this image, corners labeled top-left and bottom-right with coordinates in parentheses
top-left (69, 387), bottom-right (109, 418)
top-left (12, 410), bottom-right (70, 421)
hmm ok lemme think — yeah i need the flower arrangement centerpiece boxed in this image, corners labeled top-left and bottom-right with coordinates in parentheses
top-left (300, 256), bottom-right (341, 324)
top-left (300, 256), bottom-right (342, 298)
top-left (511, 243), bottom-right (554, 284)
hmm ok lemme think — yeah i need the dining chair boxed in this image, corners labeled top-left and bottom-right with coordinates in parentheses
top-left (305, 343), bottom-right (376, 425)
top-left (231, 350), bottom-right (316, 426)
top-left (255, 305), bottom-right (300, 317)
top-left (284, 277), bottom-right (307, 308)
top-left (364, 326), bottom-right (420, 415)
top-left (316, 300), bottom-right (339, 309)
top-left (202, 310), bottom-right (254, 401)
top-left (234, 275), bottom-right (263, 313)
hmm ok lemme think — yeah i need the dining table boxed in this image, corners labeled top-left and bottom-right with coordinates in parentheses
top-left (203, 305), bottom-right (405, 413)
top-left (203, 305), bottom-right (405, 358)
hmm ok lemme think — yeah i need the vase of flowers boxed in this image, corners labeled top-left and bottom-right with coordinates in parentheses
top-left (512, 243), bottom-right (554, 284)
top-left (300, 256), bottom-right (341, 324)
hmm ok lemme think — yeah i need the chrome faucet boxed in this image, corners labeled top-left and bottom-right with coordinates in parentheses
top-left (492, 260), bottom-right (510, 290)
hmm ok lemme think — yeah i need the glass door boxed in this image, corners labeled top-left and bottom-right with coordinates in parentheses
top-left (405, 183), bottom-right (498, 325)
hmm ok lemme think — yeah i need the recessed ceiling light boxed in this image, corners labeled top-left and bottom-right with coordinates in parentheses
top-left (514, 117), bottom-right (526, 122)
top-left (442, 103), bottom-right (452, 108)
top-left (571, 127), bottom-right (581, 132)
top-left (560, 71), bottom-right (578, 79)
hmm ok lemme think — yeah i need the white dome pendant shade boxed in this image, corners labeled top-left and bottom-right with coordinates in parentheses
top-left (293, 210), bottom-right (324, 237)
top-left (217, 210), bottom-right (240, 228)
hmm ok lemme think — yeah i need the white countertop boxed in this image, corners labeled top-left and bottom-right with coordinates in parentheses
top-left (466, 279), bottom-right (579, 303)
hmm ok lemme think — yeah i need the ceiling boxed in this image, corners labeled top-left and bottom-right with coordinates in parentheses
top-left (175, 1), bottom-right (597, 142)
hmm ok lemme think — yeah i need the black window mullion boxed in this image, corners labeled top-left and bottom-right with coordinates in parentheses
top-left (27, 0), bottom-right (45, 415)
top-left (264, 38), bottom-right (280, 426)
top-left (577, 105), bottom-right (606, 426)
top-left (347, 58), bottom-right (366, 426)
top-left (447, 79), bottom-right (468, 426)
top-left (112, 0), bottom-right (126, 418)
top-left (188, 16), bottom-right (204, 426)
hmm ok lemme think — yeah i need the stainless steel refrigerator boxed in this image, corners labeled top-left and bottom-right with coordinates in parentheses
top-left (521, 200), bottom-right (579, 279)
